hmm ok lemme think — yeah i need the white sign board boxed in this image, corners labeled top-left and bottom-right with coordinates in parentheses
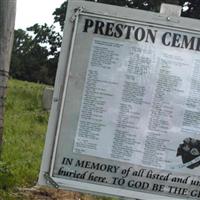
top-left (39, 1), bottom-right (200, 199)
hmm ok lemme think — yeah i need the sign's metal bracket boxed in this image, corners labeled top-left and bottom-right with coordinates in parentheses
top-left (71, 6), bottom-right (85, 22)
top-left (160, 3), bottom-right (182, 23)
top-left (160, 3), bottom-right (182, 17)
top-left (44, 172), bottom-right (59, 189)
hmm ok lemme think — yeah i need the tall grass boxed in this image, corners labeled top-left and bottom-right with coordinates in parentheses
top-left (0, 79), bottom-right (49, 197)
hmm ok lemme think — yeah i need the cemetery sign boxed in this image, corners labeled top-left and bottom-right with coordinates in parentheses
top-left (39, 1), bottom-right (200, 199)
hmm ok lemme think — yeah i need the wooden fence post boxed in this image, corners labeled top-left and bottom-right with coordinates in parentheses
top-left (0, 0), bottom-right (16, 151)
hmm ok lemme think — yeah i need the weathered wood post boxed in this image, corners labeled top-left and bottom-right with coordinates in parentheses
top-left (0, 0), bottom-right (16, 151)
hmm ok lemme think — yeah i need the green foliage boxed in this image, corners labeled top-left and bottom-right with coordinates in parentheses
top-left (180, 0), bottom-right (200, 19)
top-left (1, 79), bottom-right (48, 191)
top-left (0, 161), bottom-right (15, 190)
top-left (27, 23), bottom-right (62, 57)
top-left (10, 29), bottom-right (48, 84)
top-left (53, 1), bottom-right (68, 31)
top-left (10, 24), bottom-right (61, 85)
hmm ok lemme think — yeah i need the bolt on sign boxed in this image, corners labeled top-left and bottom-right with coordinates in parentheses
top-left (39, 1), bottom-right (200, 199)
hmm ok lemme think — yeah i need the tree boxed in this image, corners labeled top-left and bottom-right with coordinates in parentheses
top-left (53, 0), bottom-right (200, 31)
top-left (11, 29), bottom-right (49, 83)
top-left (180, 0), bottom-right (200, 19)
top-left (10, 24), bottom-right (62, 85)
top-left (28, 23), bottom-right (62, 84)
top-left (53, 1), bottom-right (68, 31)
top-left (0, 0), bottom-right (16, 150)
top-left (27, 23), bottom-right (62, 57)
top-left (27, 23), bottom-right (62, 84)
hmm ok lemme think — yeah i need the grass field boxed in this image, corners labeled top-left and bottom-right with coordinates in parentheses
top-left (1, 79), bottom-right (48, 199)
top-left (0, 79), bottom-right (116, 200)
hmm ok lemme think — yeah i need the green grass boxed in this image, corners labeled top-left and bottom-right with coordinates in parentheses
top-left (0, 79), bottom-right (49, 197)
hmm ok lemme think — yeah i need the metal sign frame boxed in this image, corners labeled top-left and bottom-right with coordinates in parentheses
top-left (39, 1), bottom-right (200, 200)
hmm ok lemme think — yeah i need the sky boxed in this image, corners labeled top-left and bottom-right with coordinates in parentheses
top-left (15, 0), bottom-right (65, 30)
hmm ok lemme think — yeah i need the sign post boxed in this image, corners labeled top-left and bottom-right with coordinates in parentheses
top-left (39, 1), bottom-right (200, 199)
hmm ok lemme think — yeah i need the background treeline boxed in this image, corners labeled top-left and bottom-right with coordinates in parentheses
top-left (10, 0), bottom-right (200, 85)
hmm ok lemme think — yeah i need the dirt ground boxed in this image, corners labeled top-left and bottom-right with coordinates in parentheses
top-left (17, 187), bottom-right (98, 200)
